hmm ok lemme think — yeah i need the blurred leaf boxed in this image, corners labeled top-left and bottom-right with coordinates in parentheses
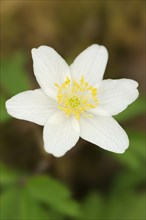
top-left (1, 52), bottom-right (30, 96)
top-left (128, 130), bottom-right (145, 158)
top-left (27, 175), bottom-right (81, 217)
top-left (47, 209), bottom-right (64, 220)
top-left (111, 169), bottom-right (145, 194)
top-left (56, 197), bottom-right (81, 217)
top-left (0, 96), bottom-right (10, 122)
top-left (0, 188), bottom-right (49, 220)
top-left (27, 175), bottom-right (70, 199)
top-left (113, 130), bottom-right (145, 169)
top-left (79, 192), bottom-right (104, 220)
top-left (0, 188), bottom-right (20, 220)
top-left (1, 52), bottom-right (30, 123)
top-left (0, 163), bottom-right (19, 186)
top-left (0, 165), bottom-right (81, 218)
top-left (81, 191), bottom-right (145, 220)
top-left (19, 188), bottom-right (48, 220)
top-left (106, 191), bottom-right (145, 220)
top-left (115, 97), bottom-right (145, 122)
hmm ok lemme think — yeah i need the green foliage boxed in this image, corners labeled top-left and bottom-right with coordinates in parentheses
top-left (1, 53), bottom-right (30, 96)
top-left (4, 167), bottom-right (141, 220)
top-left (0, 96), bottom-right (10, 123)
top-left (80, 186), bottom-right (145, 220)
top-left (0, 188), bottom-right (49, 220)
top-left (113, 130), bottom-right (145, 169)
top-left (0, 163), bottom-right (19, 185)
top-left (80, 192), bottom-right (104, 220)
top-left (111, 169), bottom-right (145, 195)
top-left (27, 175), bottom-right (81, 217)
top-left (0, 52), bottom-right (30, 123)
top-left (105, 191), bottom-right (145, 220)
top-left (18, 189), bottom-right (49, 220)
top-left (79, 127), bottom-right (146, 220)
top-left (0, 164), bottom-right (81, 220)
top-left (115, 97), bottom-right (145, 123)
top-left (1, 188), bottom-right (20, 220)
top-left (27, 175), bottom-right (70, 200)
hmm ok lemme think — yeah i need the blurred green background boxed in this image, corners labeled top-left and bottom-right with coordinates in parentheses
top-left (0, 1), bottom-right (145, 220)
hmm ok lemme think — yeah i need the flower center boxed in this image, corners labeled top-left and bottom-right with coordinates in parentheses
top-left (68, 96), bottom-right (80, 108)
top-left (55, 76), bottom-right (98, 120)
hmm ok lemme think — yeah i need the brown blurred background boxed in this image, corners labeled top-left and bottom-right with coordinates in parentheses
top-left (1, 0), bottom-right (145, 89)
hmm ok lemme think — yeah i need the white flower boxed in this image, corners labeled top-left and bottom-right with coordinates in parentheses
top-left (6, 44), bottom-right (139, 157)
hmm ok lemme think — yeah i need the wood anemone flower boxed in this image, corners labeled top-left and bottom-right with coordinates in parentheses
top-left (6, 44), bottom-right (139, 157)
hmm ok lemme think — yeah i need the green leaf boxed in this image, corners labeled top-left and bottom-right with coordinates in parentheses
top-left (81, 190), bottom-right (145, 220)
top-left (111, 169), bottom-right (145, 194)
top-left (27, 175), bottom-right (70, 200)
top-left (80, 192), bottom-right (104, 220)
top-left (1, 52), bottom-right (30, 122)
top-left (0, 188), bottom-right (49, 220)
top-left (114, 130), bottom-right (145, 169)
top-left (47, 209), bottom-right (64, 220)
top-left (55, 197), bottom-right (81, 217)
top-left (0, 96), bottom-right (10, 122)
top-left (128, 131), bottom-right (145, 159)
top-left (27, 175), bottom-right (81, 217)
top-left (1, 52), bottom-right (30, 96)
top-left (106, 191), bottom-right (145, 220)
top-left (19, 188), bottom-right (48, 220)
top-left (0, 163), bottom-right (19, 186)
top-left (0, 188), bottom-right (20, 220)
top-left (115, 97), bottom-right (145, 122)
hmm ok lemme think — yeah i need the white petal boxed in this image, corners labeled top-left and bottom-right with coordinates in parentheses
top-left (70, 44), bottom-right (108, 85)
top-left (79, 115), bottom-right (129, 153)
top-left (6, 89), bottom-right (58, 125)
top-left (88, 106), bottom-right (110, 117)
top-left (98, 79), bottom-right (139, 115)
top-left (43, 112), bottom-right (80, 157)
top-left (31, 46), bottom-right (71, 100)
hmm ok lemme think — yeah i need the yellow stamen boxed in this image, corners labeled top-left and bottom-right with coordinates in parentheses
top-left (55, 76), bottom-right (98, 120)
